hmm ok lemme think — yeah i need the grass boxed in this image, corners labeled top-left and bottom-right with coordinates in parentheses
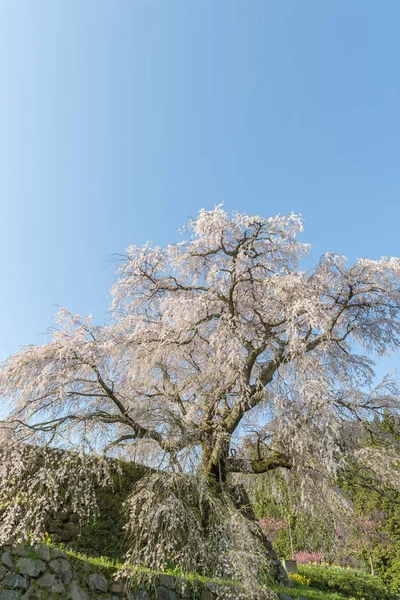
top-left (42, 535), bottom-right (232, 585)
top-left (62, 547), bottom-right (238, 588)
top-left (300, 564), bottom-right (395, 599)
top-left (62, 550), bottom-right (400, 599)
top-left (272, 583), bottom-right (350, 600)
top-left (37, 539), bottom-right (400, 599)
top-left (271, 563), bottom-right (399, 600)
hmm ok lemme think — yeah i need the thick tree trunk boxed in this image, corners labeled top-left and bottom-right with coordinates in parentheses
top-left (201, 431), bottom-right (231, 483)
top-left (228, 482), bottom-right (290, 586)
top-left (200, 433), bottom-right (290, 586)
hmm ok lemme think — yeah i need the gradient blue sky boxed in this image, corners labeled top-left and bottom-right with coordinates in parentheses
top-left (0, 1), bottom-right (399, 378)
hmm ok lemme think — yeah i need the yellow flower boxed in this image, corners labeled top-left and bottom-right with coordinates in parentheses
top-left (288, 573), bottom-right (311, 586)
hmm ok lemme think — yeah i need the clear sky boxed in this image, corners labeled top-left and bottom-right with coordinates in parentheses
top-left (0, 1), bottom-right (399, 379)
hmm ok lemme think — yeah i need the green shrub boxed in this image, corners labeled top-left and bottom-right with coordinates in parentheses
top-left (381, 554), bottom-right (400, 594)
top-left (299, 564), bottom-right (395, 600)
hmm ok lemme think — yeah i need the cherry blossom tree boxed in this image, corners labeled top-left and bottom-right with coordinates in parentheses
top-left (348, 512), bottom-right (393, 576)
top-left (1, 206), bottom-right (400, 584)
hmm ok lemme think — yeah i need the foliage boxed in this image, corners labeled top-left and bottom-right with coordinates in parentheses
top-left (253, 455), bottom-right (400, 586)
top-left (251, 469), bottom-right (342, 561)
top-left (275, 588), bottom-right (348, 600)
top-left (273, 563), bottom-right (396, 600)
top-left (298, 564), bottom-right (395, 600)
top-left (337, 449), bottom-right (400, 590)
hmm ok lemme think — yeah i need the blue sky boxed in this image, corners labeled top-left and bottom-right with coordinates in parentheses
top-left (0, 0), bottom-right (399, 379)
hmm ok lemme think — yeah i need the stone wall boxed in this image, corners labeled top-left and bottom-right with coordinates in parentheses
top-left (0, 452), bottom-right (301, 599)
top-left (43, 468), bottom-right (287, 589)
top-left (45, 462), bottom-right (148, 559)
top-left (0, 543), bottom-right (287, 600)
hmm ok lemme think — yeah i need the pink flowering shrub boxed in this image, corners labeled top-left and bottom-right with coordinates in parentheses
top-left (295, 551), bottom-right (325, 564)
top-left (259, 518), bottom-right (285, 542)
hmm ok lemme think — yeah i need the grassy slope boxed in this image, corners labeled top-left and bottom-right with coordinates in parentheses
top-left (64, 550), bottom-right (351, 599)
top-left (71, 550), bottom-right (397, 600)
top-left (47, 543), bottom-right (400, 599)
top-left (273, 585), bottom-right (349, 600)
top-left (273, 564), bottom-right (398, 600)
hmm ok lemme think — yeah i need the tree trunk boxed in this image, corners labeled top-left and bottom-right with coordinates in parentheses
top-left (200, 433), bottom-right (290, 586)
top-left (201, 431), bottom-right (231, 483)
top-left (228, 482), bottom-right (290, 586)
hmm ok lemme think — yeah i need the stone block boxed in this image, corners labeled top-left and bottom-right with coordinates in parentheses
top-left (21, 587), bottom-right (42, 600)
top-left (88, 572), bottom-right (108, 593)
top-left (1, 552), bottom-right (14, 569)
top-left (36, 572), bottom-right (57, 589)
top-left (68, 581), bottom-right (89, 600)
top-left (16, 558), bottom-right (46, 578)
top-left (129, 592), bottom-right (151, 600)
top-left (33, 546), bottom-right (51, 562)
top-left (3, 573), bottom-right (29, 590)
top-left (155, 586), bottom-right (178, 600)
top-left (49, 558), bottom-right (73, 583)
top-left (0, 591), bottom-right (22, 600)
top-left (50, 581), bottom-right (66, 594)
top-left (158, 574), bottom-right (175, 589)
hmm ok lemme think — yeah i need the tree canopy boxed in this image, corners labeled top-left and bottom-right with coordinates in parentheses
top-left (1, 206), bottom-right (400, 583)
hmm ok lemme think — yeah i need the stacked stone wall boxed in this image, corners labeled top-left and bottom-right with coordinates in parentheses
top-left (0, 543), bottom-right (295, 600)
top-left (44, 462), bottom-right (147, 559)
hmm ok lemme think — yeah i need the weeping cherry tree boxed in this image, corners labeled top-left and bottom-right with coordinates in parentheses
top-left (1, 206), bottom-right (400, 586)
